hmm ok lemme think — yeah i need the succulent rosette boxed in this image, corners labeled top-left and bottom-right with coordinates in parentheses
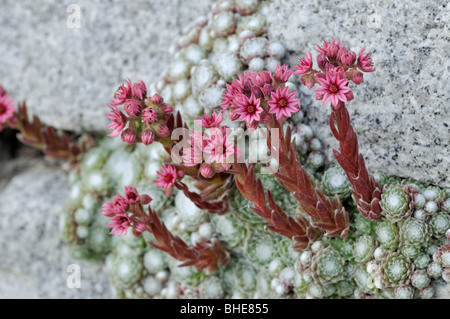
top-left (380, 185), bottom-right (415, 222)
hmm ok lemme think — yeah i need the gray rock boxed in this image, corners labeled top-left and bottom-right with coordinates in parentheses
top-left (0, 159), bottom-right (110, 298)
top-left (0, 0), bottom-right (212, 133)
top-left (267, 0), bottom-right (450, 187)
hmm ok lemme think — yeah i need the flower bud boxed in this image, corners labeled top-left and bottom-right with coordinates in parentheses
top-left (337, 46), bottom-right (348, 62)
top-left (156, 124), bottom-right (169, 137)
top-left (317, 54), bottom-right (327, 69)
top-left (251, 86), bottom-right (262, 100)
top-left (124, 99), bottom-right (142, 118)
top-left (200, 163), bottom-right (215, 179)
top-left (344, 90), bottom-right (354, 102)
top-left (300, 74), bottom-right (315, 89)
top-left (141, 129), bottom-right (156, 146)
top-left (352, 71), bottom-right (364, 85)
top-left (149, 93), bottom-right (164, 105)
top-left (161, 103), bottom-right (174, 115)
top-left (142, 107), bottom-right (158, 124)
top-left (121, 128), bottom-right (137, 144)
top-left (140, 194), bottom-right (153, 205)
top-left (229, 108), bottom-right (240, 121)
top-left (135, 222), bottom-right (146, 234)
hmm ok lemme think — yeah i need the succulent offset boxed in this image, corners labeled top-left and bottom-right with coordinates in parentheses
top-left (1, 0), bottom-right (449, 300)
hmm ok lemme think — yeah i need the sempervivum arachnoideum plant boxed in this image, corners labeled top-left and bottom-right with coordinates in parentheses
top-left (378, 252), bottom-right (414, 288)
top-left (380, 185), bottom-right (416, 223)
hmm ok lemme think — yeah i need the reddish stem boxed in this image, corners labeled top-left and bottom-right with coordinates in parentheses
top-left (231, 163), bottom-right (321, 250)
top-left (267, 119), bottom-right (350, 237)
top-left (330, 103), bottom-right (382, 220)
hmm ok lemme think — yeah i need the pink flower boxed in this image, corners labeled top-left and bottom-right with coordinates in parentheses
top-left (112, 79), bottom-right (132, 106)
top-left (0, 86), bottom-right (5, 97)
top-left (131, 81), bottom-right (147, 100)
top-left (142, 107), bottom-right (158, 124)
top-left (195, 111), bottom-right (224, 128)
top-left (0, 94), bottom-right (15, 124)
top-left (121, 127), bottom-right (137, 144)
top-left (112, 194), bottom-right (129, 214)
top-left (253, 70), bottom-right (272, 88)
top-left (340, 50), bottom-right (356, 66)
top-left (220, 77), bottom-right (244, 111)
top-left (234, 94), bottom-right (263, 126)
top-left (358, 48), bottom-right (375, 72)
top-left (273, 64), bottom-right (293, 83)
top-left (314, 72), bottom-right (352, 107)
top-left (102, 202), bottom-right (116, 217)
top-left (203, 133), bottom-right (236, 164)
top-left (141, 129), bottom-right (155, 145)
top-left (268, 86), bottom-right (301, 120)
top-left (124, 99), bottom-right (142, 118)
top-left (106, 105), bottom-right (127, 137)
top-left (294, 52), bottom-right (313, 75)
top-left (326, 66), bottom-right (345, 78)
top-left (124, 186), bottom-right (141, 205)
top-left (316, 39), bottom-right (342, 59)
top-left (154, 164), bottom-right (179, 196)
top-left (107, 214), bottom-right (131, 237)
top-left (182, 131), bottom-right (205, 166)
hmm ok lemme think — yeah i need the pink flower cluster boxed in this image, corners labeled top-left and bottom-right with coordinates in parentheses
top-left (221, 64), bottom-right (300, 129)
top-left (0, 86), bottom-right (16, 132)
top-left (102, 186), bottom-right (152, 237)
top-left (294, 39), bottom-right (375, 108)
top-left (182, 112), bottom-right (242, 179)
top-left (106, 79), bottom-right (173, 145)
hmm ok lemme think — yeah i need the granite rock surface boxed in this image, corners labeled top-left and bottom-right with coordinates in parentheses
top-left (267, 0), bottom-right (450, 187)
top-left (0, 159), bottom-right (110, 298)
top-left (0, 0), bottom-right (212, 132)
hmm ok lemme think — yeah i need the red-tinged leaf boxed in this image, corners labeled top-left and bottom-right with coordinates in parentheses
top-left (352, 176), bottom-right (372, 201)
top-left (179, 260), bottom-right (196, 268)
top-left (148, 242), bottom-right (171, 254)
top-left (250, 206), bottom-right (270, 221)
top-left (292, 192), bottom-right (316, 209)
top-left (324, 228), bottom-right (342, 237)
top-left (315, 202), bottom-right (333, 224)
top-left (292, 240), bottom-right (309, 251)
top-left (329, 114), bottom-right (345, 141)
top-left (357, 155), bottom-right (370, 184)
top-left (266, 225), bottom-right (287, 237)
top-left (274, 172), bottom-right (296, 186)
top-left (270, 209), bottom-right (291, 234)
top-left (244, 167), bottom-right (256, 192)
top-left (370, 198), bottom-right (382, 215)
top-left (341, 128), bottom-right (357, 157)
top-left (333, 149), bottom-right (358, 177)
